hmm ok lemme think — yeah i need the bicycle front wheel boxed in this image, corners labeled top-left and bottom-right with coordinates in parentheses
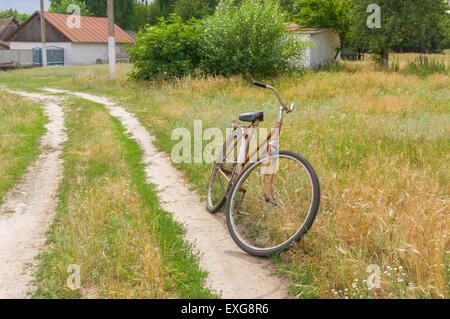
top-left (226, 150), bottom-right (320, 256)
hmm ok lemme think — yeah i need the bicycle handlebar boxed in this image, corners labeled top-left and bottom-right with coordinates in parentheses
top-left (252, 81), bottom-right (267, 89)
top-left (252, 81), bottom-right (293, 112)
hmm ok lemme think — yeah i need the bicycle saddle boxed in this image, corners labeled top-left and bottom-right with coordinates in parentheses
top-left (239, 111), bottom-right (264, 123)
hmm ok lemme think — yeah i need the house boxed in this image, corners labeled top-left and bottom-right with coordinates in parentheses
top-left (288, 24), bottom-right (341, 69)
top-left (0, 18), bottom-right (20, 50)
top-left (0, 18), bottom-right (20, 41)
top-left (7, 11), bottom-right (135, 65)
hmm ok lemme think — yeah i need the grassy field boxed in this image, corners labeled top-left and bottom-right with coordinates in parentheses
top-left (0, 55), bottom-right (448, 298)
top-left (0, 89), bottom-right (47, 205)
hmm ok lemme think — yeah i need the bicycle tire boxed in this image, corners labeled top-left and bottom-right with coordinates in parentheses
top-left (225, 150), bottom-right (320, 256)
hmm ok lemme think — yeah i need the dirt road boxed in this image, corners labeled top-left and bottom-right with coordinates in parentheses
top-left (0, 91), bottom-right (66, 298)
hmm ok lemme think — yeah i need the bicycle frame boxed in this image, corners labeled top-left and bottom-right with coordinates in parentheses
top-left (218, 109), bottom-right (285, 203)
top-left (216, 82), bottom-right (294, 203)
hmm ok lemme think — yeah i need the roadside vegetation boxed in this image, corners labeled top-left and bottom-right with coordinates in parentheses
top-left (0, 89), bottom-right (47, 205)
top-left (1, 52), bottom-right (447, 298)
top-left (128, 0), bottom-right (309, 81)
top-left (32, 96), bottom-right (216, 298)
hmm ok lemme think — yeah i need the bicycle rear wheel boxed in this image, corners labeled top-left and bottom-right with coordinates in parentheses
top-left (226, 150), bottom-right (320, 256)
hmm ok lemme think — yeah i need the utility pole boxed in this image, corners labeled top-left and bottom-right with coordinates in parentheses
top-left (107, 0), bottom-right (116, 79)
top-left (40, 0), bottom-right (47, 67)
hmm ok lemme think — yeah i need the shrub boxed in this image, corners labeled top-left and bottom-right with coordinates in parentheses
top-left (199, 0), bottom-right (309, 77)
top-left (128, 14), bottom-right (201, 81)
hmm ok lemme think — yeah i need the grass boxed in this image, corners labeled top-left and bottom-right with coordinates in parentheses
top-left (0, 88), bottom-right (47, 205)
top-left (390, 52), bottom-right (450, 67)
top-left (32, 96), bottom-right (216, 298)
top-left (390, 55), bottom-right (449, 76)
top-left (0, 52), bottom-right (448, 299)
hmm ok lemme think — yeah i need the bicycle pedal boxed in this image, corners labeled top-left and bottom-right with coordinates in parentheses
top-left (266, 199), bottom-right (278, 207)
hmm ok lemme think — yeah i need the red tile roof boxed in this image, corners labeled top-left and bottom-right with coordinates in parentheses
top-left (44, 12), bottom-right (135, 43)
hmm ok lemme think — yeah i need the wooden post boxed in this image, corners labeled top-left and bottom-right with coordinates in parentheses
top-left (107, 0), bottom-right (116, 78)
top-left (40, 0), bottom-right (47, 67)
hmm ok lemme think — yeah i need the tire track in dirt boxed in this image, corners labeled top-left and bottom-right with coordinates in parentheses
top-left (43, 88), bottom-right (287, 299)
top-left (0, 91), bottom-right (67, 298)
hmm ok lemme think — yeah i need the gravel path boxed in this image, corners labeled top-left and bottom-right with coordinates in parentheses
top-left (0, 91), bottom-right (66, 298)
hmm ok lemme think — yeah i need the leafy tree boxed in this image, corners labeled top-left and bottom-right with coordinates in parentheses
top-left (293, 0), bottom-right (350, 59)
top-left (0, 9), bottom-right (29, 23)
top-left (349, 0), bottom-right (450, 67)
top-left (82, 0), bottom-right (135, 30)
top-left (132, 0), bottom-right (163, 29)
top-left (49, 0), bottom-right (90, 16)
top-left (278, 0), bottom-right (297, 15)
top-left (442, 12), bottom-right (450, 49)
top-left (390, 0), bottom-right (449, 53)
top-left (157, 0), bottom-right (178, 17)
top-left (174, 0), bottom-right (217, 21)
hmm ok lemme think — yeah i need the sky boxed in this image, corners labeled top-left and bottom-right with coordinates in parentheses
top-left (0, 0), bottom-right (50, 14)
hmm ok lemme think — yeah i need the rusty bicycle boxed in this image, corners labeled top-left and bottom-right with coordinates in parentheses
top-left (206, 81), bottom-right (321, 256)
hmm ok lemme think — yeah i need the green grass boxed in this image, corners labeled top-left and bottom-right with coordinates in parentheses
top-left (0, 89), bottom-right (47, 205)
top-left (32, 96), bottom-right (216, 298)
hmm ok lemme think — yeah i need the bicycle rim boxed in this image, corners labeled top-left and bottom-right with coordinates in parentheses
top-left (206, 131), bottom-right (243, 212)
top-left (226, 151), bottom-right (319, 255)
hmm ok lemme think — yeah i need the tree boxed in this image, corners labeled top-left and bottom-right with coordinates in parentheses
top-left (0, 9), bottom-right (29, 23)
top-left (390, 0), bottom-right (449, 53)
top-left (293, 0), bottom-right (350, 59)
top-left (349, 0), bottom-right (450, 67)
top-left (157, 0), bottom-right (178, 17)
top-left (82, 0), bottom-right (134, 30)
top-left (174, 0), bottom-right (217, 21)
top-left (132, 0), bottom-right (163, 29)
top-left (278, 0), bottom-right (296, 15)
top-left (49, 0), bottom-right (90, 16)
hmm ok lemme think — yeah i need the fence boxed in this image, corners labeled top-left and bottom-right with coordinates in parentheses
top-left (0, 50), bottom-right (33, 68)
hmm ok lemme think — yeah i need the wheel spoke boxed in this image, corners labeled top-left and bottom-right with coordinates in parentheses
top-left (227, 152), bottom-right (319, 254)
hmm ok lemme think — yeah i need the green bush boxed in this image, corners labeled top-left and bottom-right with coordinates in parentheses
top-left (128, 0), bottom-right (310, 81)
top-left (128, 14), bottom-right (201, 81)
top-left (199, 0), bottom-right (309, 77)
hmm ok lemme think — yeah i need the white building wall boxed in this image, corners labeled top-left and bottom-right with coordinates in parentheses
top-left (9, 42), bottom-right (129, 66)
top-left (70, 43), bottom-right (108, 65)
top-left (9, 42), bottom-right (72, 64)
top-left (309, 30), bottom-right (340, 68)
top-left (295, 29), bottom-right (341, 69)
top-left (68, 43), bottom-right (129, 65)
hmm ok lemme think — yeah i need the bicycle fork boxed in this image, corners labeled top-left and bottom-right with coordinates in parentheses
top-left (261, 122), bottom-right (281, 206)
